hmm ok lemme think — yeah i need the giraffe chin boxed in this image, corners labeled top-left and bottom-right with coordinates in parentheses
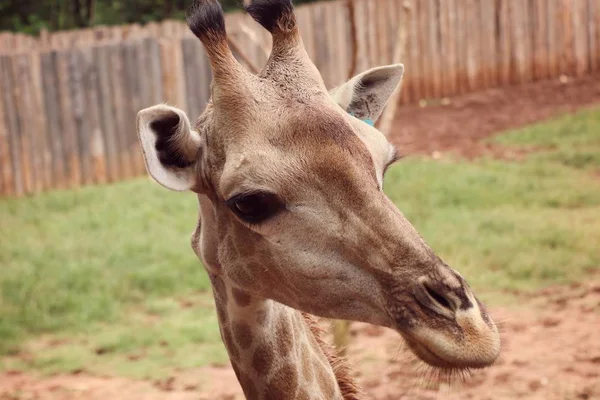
top-left (400, 326), bottom-right (501, 371)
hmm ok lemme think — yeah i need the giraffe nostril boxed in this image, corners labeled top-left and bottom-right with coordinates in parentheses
top-left (423, 283), bottom-right (454, 312)
top-left (414, 277), bottom-right (460, 316)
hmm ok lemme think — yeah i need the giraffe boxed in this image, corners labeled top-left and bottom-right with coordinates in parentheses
top-left (135, 0), bottom-right (501, 398)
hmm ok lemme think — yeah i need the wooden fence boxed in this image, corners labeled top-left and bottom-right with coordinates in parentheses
top-left (1, 0), bottom-right (599, 196)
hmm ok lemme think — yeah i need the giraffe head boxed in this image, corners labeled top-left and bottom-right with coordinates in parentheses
top-left (137, 0), bottom-right (500, 371)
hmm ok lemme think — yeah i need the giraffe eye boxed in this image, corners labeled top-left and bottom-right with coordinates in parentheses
top-left (226, 192), bottom-right (284, 224)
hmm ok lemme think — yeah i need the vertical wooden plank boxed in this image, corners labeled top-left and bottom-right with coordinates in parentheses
top-left (323, 2), bottom-right (337, 87)
top-left (546, 0), bottom-right (558, 77)
top-left (508, 0), bottom-right (522, 84)
top-left (182, 37), bottom-right (201, 120)
top-left (530, 0), bottom-right (539, 80)
top-left (329, 1), bottom-right (342, 86)
top-left (522, 0), bottom-right (533, 82)
top-left (0, 56), bottom-right (14, 195)
top-left (431, 0), bottom-right (443, 97)
top-left (560, 0), bottom-right (574, 74)
top-left (499, 0), bottom-right (512, 85)
top-left (573, 0), bottom-right (588, 76)
top-left (534, 0), bottom-right (549, 79)
top-left (145, 39), bottom-right (165, 106)
top-left (455, 0), bottom-right (467, 93)
top-left (394, 0), bottom-right (412, 105)
top-left (137, 39), bottom-right (154, 110)
top-left (12, 54), bottom-right (35, 194)
top-left (376, 0), bottom-right (390, 66)
top-left (68, 50), bottom-right (92, 186)
top-left (122, 42), bottom-right (143, 177)
top-left (1, 56), bottom-right (22, 195)
top-left (479, 0), bottom-right (493, 87)
top-left (297, 5), bottom-right (316, 62)
top-left (508, 0), bottom-right (516, 84)
top-left (13, 54), bottom-right (36, 193)
top-left (406, 0), bottom-right (420, 101)
top-left (41, 51), bottom-right (66, 189)
top-left (81, 46), bottom-right (107, 184)
top-left (159, 38), bottom-right (187, 109)
top-left (596, 0), bottom-right (600, 72)
top-left (386, 0), bottom-right (398, 68)
top-left (129, 41), bottom-right (146, 176)
top-left (365, 0), bottom-right (378, 68)
top-left (590, 0), bottom-right (600, 72)
top-left (446, 0), bottom-right (458, 96)
top-left (109, 44), bottom-right (132, 179)
top-left (56, 51), bottom-right (80, 187)
top-left (335, 0), bottom-right (351, 81)
top-left (354, 0), bottom-right (370, 74)
top-left (438, 0), bottom-right (450, 96)
top-left (94, 44), bottom-right (119, 183)
top-left (399, 0), bottom-right (414, 103)
top-left (417, 0), bottom-right (430, 99)
top-left (424, 0), bottom-right (434, 97)
top-left (465, 0), bottom-right (478, 91)
top-left (311, 3), bottom-right (331, 84)
top-left (29, 51), bottom-right (51, 191)
top-left (331, 1), bottom-right (348, 86)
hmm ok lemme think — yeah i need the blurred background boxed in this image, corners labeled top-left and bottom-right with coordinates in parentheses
top-left (0, 0), bottom-right (599, 399)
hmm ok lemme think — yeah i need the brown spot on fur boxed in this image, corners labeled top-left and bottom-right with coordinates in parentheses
top-left (232, 287), bottom-right (252, 307)
top-left (232, 320), bottom-right (253, 350)
top-left (222, 327), bottom-right (239, 358)
top-left (264, 364), bottom-right (298, 400)
top-left (237, 242), bottom-right (256, 257)
top-left (252, 342), bottom-right (274, 376)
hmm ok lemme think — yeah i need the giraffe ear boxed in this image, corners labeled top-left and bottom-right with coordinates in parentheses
top-left (330, 64), bottom-right (404, 122)
top-left (136, 105), bottom-right (203, 192)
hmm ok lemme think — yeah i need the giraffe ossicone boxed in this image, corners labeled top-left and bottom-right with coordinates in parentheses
top-left (136, 0), bottom-right (500, 398)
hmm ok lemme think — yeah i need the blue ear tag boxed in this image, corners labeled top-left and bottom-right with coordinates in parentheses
top-left (348, 111), bottom-right (375, 127)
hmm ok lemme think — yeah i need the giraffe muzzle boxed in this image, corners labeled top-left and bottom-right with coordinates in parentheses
top-left (398, 274), bottom-right (501, 369)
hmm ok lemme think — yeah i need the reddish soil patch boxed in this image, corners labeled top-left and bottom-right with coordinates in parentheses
top-left (1, 281), bottom-right (598, 400)
top-left (389, 73), bottom-right (600, 159)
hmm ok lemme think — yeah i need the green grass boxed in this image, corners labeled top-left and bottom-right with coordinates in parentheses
top-left (1, 107), bottom-right (599, 378)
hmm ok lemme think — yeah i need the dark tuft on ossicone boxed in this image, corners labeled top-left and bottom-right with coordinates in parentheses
top-left (186, 0), bottom-right (227, 44)
top-left (245, 0), bottom-right (296, 33)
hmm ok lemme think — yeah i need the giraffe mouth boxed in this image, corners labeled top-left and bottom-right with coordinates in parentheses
top-left (402, 337), bottom-right (463, 369)
top-left (399, 318), bottom-right (501, 370)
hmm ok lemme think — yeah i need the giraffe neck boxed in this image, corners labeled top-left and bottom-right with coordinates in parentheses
top-left (209, 274), bottom-right (358, 400)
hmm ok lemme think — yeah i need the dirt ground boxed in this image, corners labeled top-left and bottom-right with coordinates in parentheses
top-left (390, 73), bottom-right (600, 159)
top-left (2, 280), bottom-right (598, 400)
top-left (2, 75), bottom-right (600, 399)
